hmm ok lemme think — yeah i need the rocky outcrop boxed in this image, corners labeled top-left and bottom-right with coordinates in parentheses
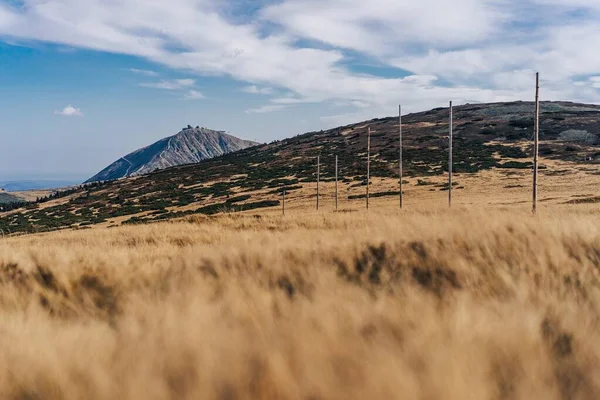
top-left (86, 127), bottom-right (258, 182)
top-left (558, 129), bottom-right (598, 145)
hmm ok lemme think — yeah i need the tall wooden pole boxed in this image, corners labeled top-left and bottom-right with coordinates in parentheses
top-left (399, 104), bottom-right (403, 209)
top-left (317, 155), bottom-right (320, 211)
top-left (533, 72), bottom-right (540, 214)
top-left (335, 155), bottom-right (339, 211)
top-left (282, 189), bottom-right (286, 216)
top-left (448, 101), bottom-right (453, 207)
top-left (367, 127), bottom-right (371, 210)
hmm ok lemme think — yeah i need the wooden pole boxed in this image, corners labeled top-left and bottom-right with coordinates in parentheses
top-left (533, 72), bottom-right (539, 214)
top-left (448, 101), bottom-right (453, 207)
top-left (367, 127), bottom-right (371, 210)
top-left (335, 155), bottom-right (339, 211)
top-left (317, 155), bottom-right (320, 211)
top-left (282, 189), bottom-right (286, 216)
top-left (399, 104), bottom-right (403, 209)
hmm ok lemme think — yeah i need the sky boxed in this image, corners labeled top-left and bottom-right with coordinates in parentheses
top-left (0, 0), bottom-right (599, 181)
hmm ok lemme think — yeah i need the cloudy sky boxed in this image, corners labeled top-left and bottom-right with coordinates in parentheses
top-left (0, 0), bottom-right (599, 181)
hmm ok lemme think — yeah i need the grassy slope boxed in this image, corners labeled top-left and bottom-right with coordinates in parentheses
top-left (0, 192), bottom-right (22, 204)
top-left (1, 209), bottom-right (600, 398)
top-left (1, 101), bottom-right (600, 234)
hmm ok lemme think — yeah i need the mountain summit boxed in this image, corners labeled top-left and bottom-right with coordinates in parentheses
top-left (86, 126), bottom-right (258, 182)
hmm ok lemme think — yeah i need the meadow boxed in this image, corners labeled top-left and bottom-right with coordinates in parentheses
top-left (1, 201), bottom-right (600, 399)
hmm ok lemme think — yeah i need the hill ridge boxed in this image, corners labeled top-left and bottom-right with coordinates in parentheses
top-left (3, 100), bottom-right (600, 234)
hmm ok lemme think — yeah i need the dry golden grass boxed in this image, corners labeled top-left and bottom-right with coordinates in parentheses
top-left (1, 204), bottom-right (600, 399)
top-left (221, 157), bottom-right (600, 216)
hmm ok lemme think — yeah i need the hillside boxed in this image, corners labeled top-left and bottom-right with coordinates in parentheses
top-left (1, 101), bottom-right (600, 234)
top-left (86, 126), bottom-right (258, 182)
top-left (0, 191), bottom-right (22, 204)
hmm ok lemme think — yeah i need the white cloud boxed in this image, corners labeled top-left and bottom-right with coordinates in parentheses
top-left (270, 96), bottom-right (317, 105)
top-left (350, 100), bottom-right (370, 108)
top-left (333, 99), bottom-right (371, 108)
top-left (262, 0), bottom-right (504, 57)
top-left (55, 105), bottom-right (84, 117)
top-left (184, 89), bottom-right (205, 99)
top-left (140, 79), bottom-right (195, 90)
top-left (320, 112), bottom-right (372, 128)
top-left (0, 5), bottom-right (17, 27)
top-left (129, 68), bottom-right (159, 77)
top-left (242, 85), bottom-right (273, 94)
top-left (0, 0), bottom-right (599, 122)
top-left (587, 77), bottom-right (600, 89)
top-left (56, 47), bottom-right (77, 53)
top-left (246, 104), bottom-right (287, 114)
top-left (531, 0), bottom-right (600, 11)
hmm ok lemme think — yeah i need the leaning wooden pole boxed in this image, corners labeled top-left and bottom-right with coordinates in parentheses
top-left (367, 127), bottom-right (371, 210)
top-left (335, 155), bottom-right (339, 211)
top-left (533, 72), bottom-right (540, 214)
top-left (399, 104), bottom-right (403, 209)
top-left (448, 101), bottom-right (453, 207)
top-left (317, 155), bottom-right (320, 211)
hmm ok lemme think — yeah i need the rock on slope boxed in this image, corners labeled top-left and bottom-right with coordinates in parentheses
top-left (86, 127), bottom-right (258, 182)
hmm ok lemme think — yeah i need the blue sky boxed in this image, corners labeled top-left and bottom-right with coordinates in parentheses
top-left (0, 0), bottom-right (599, 181)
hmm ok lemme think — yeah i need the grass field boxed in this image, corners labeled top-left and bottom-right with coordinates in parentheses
top-left (1, 201), bottom-right (600, 399)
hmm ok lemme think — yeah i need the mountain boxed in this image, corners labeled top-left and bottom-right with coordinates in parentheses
top-left (86, 126), bottom-right (258, 183)
top-left (3, 101), bottom-right (600, 234)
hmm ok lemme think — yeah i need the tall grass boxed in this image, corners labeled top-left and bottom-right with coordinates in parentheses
top-left (1, 209), bottom-right (600, 399)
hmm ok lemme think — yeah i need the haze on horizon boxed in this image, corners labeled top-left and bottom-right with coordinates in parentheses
top-left (0, 0), bottom-right (599, 181)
